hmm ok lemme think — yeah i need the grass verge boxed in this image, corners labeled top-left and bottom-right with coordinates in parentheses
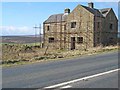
top-left (1, 44), bottom-right (119, 67)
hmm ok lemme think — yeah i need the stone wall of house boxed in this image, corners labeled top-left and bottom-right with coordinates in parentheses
top-left (102, 9), bottom-right (118, 46)
top-left (43, 22), bottom-right (66, 49)
top-left (66, 5), bottom-right (94, 50)
top-left (94, 16), bottom-right (105, 47)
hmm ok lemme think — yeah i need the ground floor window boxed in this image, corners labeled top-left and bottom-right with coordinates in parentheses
top-left (97, 37), bottom-right (100, 44)
top-left (77, 37), bottom-right (83, 44)
top-left (49, 37), bottom-right (54, 43)
top-left (109, 37), bottom-right (114, 44)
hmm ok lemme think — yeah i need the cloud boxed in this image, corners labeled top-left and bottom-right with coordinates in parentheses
top-left (0, 26), bottom-right (37, 36)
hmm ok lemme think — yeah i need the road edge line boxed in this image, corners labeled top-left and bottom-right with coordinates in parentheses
top-left (44, 68), bottom-right (119, 89)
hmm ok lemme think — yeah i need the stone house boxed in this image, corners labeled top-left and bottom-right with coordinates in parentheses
top-left (43, 2), bottom-right (118, 50)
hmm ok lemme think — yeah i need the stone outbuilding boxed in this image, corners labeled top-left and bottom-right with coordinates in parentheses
top-left (43, 2), bottom-right (118, 50)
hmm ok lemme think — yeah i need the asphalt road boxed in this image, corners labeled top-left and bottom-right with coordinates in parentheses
top-left (66, 70), bottom-right (118, 88)
top-left (57, 70), bottom-right (118, 89)
top-left (2, 51), bottom-right (118, 89)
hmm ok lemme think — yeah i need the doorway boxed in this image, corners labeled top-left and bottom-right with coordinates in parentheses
top-left (71, 37), bottom-right (75, 50)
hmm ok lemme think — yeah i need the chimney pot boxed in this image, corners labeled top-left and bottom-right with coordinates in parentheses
top-left (88, 2), bottom-right (94, 8)
top-left (64, 8), bottom-right (70, 15)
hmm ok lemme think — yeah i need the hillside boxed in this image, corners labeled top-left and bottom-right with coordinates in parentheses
top-left (1, 35), bottom-right (43, 44)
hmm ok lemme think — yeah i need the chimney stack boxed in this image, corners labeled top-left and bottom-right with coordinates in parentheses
top-left (88, 2), bottom-right (94, 8)
top-left (64, 8), bottom-right (70, 15)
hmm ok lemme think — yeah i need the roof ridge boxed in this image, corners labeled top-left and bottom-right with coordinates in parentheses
top-left (81, 5), bottom-right (98, 10)
top-left (81, 5), bottom-right (103, 17)
top-left (99, 8), bottom-right (111, 10)
top-left (51, 13), bottom-right (64, 16)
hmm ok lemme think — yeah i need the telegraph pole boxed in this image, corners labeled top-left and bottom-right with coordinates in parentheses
top-left (33, 24), bottom-right (41, 47)
top-left (33, 24), bottom-right (38, 46)
top-left (39, 24), bottom-right (41, 48)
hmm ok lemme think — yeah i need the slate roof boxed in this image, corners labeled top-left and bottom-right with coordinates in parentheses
top-left (44, 5), bottom-right (111, 24)
top-left (99, 8), bottom-right (111, 17)
top-left (44, 14), bottom-right (67, 24)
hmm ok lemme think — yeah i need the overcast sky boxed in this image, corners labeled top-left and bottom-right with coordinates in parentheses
top-left (1, 2), bottom-right (119, 36)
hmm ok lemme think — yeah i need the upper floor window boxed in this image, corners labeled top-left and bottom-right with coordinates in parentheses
top-left (49, 37), bottom-right (54, 43)
top-left (77, 37), bottom-right (83, 44)
top-left (110, 23), bottom-right (113, 30)
top-left (97, 22), bottom-right (100, 28)
top-left (47, 26), bottom-right (50, 31)
top-left (71, 22), bottom-right (76, 28)
top-left (64, 37), bottom-right (66, 42)
top-left (64, 25), bottom-right (66, 30)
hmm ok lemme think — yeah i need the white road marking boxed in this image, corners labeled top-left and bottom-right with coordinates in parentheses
top-left (60, 85), bottom-right (72, 88)
top-left (44, 68), bottom-right (119, 89)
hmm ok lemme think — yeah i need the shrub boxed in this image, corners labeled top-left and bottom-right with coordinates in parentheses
top-left (34, 56), bottom-right (46, 60)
